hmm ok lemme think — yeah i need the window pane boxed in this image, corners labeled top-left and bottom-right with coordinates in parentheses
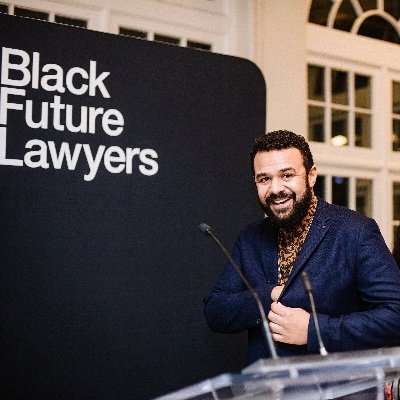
top-left (393, 119), bottom-right (400, 151)
top-left (0, 3), bottom-right (8, 13)
top-left (355, 112), bottom-right (371, 147)
top-left (334, 0), bottom-right (357, 31)
top-left (385, 0), bottom-right (400, 20)
top-left (309, 0), bottom-right (332, 25)
top-left (308, 65), bottom-right (325, 101)
top-left (14, 7), bottom-right (49, 20)
top-left (356, 178), bottom-right (373, 217)
top-left (332, 176), bottom-right (349, 207)
top-left (55, 15), bottom-right (87, 28)
top-left (394, 181), bottom-right (400, 261)
top-left (332, 69), bottom-right (348, 105)
top-left (154, 34), bottom-right (180, 45)
top-left (331, 109), bottom-right (348, 146)
top-left (119, 27), bottom-right (147, 39)
top-left (393, 225), bottom-right (400, 265)
top-left (355, 74), bottom-right (371, 109)
top-left (394, 182), bottom-right (400, 220)
top-left (308, 106), bottom-right (325, 142)
top-left (187, 40), bottom-right (211, 51)
top-left (314, 175), bottom-right (325, 199)
top-left (359, 0), bottom-right (376, 11)
top-left (393, 81), bottom-right (400, 114)
top-left (358, 16), bottom-right (400, 44)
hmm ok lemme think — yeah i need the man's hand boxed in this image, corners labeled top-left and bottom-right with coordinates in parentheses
top-left (268, 302), bottom-right (310, 345)
top-left (271, 285), bottom-right (284, 302)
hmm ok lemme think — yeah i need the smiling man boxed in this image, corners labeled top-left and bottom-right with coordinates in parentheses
top-left (204, 130), bottom-right (400, 363)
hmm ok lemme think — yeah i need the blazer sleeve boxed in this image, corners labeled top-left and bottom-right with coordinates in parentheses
top-left (203, 234), bottom-right (274, 333)
top-left (307, 218), bottom-right (400, 353)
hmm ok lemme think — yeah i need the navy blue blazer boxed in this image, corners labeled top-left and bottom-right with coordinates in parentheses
top-left (204, 199), bottom-right (400, 364)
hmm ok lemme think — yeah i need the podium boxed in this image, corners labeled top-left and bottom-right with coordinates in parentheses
top-left (153, 347), bottom-right (400, 400)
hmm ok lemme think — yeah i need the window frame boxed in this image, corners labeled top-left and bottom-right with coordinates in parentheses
top-left (0, 0), bottom-right (101, 29)
top-left (391, 177), bottom-right (400, 251)
top-left (307, 54), bottom-right (378, 151)
top-left (314, 168), bottom-right (375, 216)
top-left (109, 13), bottom-right (224, 53)
top-left (307, 22), bottom-right (400, 245)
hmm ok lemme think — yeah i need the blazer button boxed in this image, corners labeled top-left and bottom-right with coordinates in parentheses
top-left (256, 318), bottom-right (261, 325)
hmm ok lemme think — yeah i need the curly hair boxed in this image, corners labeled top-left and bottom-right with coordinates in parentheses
top-left (251, 130), bottom-right (314, 175)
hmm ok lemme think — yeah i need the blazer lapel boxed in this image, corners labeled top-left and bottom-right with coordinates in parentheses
top-left (278, 200), bottom-right (332, 299)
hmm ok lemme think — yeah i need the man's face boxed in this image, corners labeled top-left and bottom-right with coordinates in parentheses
top-left (253, 148), bottom-right (317, 229)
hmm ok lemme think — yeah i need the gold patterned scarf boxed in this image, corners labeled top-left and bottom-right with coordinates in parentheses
top-left (277, 195), bottom-right (318, 285)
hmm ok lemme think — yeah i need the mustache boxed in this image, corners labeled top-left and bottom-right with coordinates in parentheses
top-left (265, 191), bottom-right (295, 205)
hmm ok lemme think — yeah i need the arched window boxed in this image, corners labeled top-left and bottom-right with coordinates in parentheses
top-left (308, 0), bottom-right (400, 44)
top-left (358, 15), bottom-right (400, 43)
top-left (334, 0), bottom-right (357, 31)
top-left (309, 0), bottom-right (332, 26)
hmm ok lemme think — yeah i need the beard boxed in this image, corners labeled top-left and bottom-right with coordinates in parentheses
top-left (259, 182), bottom-right (313, 230)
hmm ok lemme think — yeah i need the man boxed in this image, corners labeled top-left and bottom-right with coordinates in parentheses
top-left (203, 130), bottom-right (400, 364)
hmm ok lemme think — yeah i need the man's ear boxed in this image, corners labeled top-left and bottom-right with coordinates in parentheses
top-left (308, 165), bottom-right (317, 188)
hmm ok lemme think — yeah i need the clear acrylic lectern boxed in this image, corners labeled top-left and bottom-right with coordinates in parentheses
top-left (153, 347), bottom-right (400, 400)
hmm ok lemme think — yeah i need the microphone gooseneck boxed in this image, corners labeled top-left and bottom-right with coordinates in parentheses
top-left (199, 222), bottom-right (278, 359)
top-left (301, 271), bottom-right (328, 356)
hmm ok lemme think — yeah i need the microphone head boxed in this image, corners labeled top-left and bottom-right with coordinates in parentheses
top-left (198, 223), bottom-right (212, 234)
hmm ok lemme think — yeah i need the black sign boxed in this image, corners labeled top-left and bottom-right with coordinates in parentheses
top-left (0, 14), bottom-right (266, 399)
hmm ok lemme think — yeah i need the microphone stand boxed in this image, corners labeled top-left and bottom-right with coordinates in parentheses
top-left (301, 271), bottom-right (328, 356)
top-left (199, 223), bottom-right (278, 359)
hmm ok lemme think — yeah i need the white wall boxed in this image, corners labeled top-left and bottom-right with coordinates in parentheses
top-left (253, 0), bottom-right (307, 134)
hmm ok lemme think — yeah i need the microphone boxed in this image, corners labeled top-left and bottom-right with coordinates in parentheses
top-left (199, 222), bottom-right (278, 359)
top-left (301, 271), bottom-right (328, 356)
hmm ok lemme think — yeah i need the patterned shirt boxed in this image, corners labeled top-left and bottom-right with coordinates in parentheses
top-left (277, 195), bottom-right (318, 285)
